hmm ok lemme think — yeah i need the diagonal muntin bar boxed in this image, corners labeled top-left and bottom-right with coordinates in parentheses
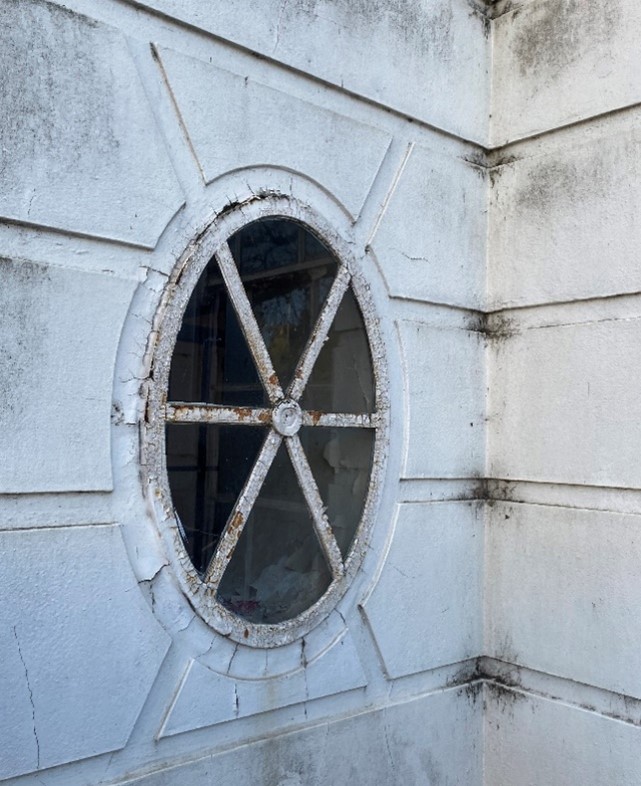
top-left (287, 264), bottom-right (351, 403)
top-left (286, 435), bottom-right (345, 580)
top-left (216, 242), bottom-right (284, 404)
top-left (204, 428), bottom-right (282, 586)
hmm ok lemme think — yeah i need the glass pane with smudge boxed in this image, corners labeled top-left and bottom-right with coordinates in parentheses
top-left (299, 427), bottom-right (375, 558)
top-left (166, 424), bottom-right (267, 574)
top-left (217, 442), bottom-right (332, 623)
top-left (168, 255), bottom-right (267, 407)
top-left (301, 286), bottom-right (375, 414)
top-left (229, 218), bottom-right (338, 390)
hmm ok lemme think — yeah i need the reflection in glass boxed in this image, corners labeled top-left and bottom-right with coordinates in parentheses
top-left (299, 427), bottom-right (375, 558)
top-left (301, 287), bottom-right (375, 413)
top-left (217, 443), bottom-right (332, 623)
top-left (229, 219), bottom-right (338, 390)
top-left (166, 425), bottom-right (266, 574)
top-left (168, 255), bottom-right (266, 407)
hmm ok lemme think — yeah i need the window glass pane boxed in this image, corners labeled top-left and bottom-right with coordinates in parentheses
top-left (166, 424), bottom-right (267, 574)
top-left (299, 427), bottom-right (375, 558)
top-left (229, 219), bottom-right (338, 390)
top-left (217, 442), bottom-right (332, 623)
top-left (168, 256), bottom-right (267, 406)
top-left (301, 287), bottom-right (375, 413)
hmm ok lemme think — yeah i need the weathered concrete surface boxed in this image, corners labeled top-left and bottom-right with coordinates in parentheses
top-left (488, 315), bottom-right (641, 489)
top-left (487, 502), bottom-right (641, 699)
top-left (156, 47), bottom-right (392, 219)
top-left (397, 319), bottom-right (485, 480)
top-left (0, 0), bottom-right (183, 246)
top-left (161, 630), bottom-right (366, 737)
top-left (0, 258), bottom-right (136, 492)
top-left (491, 0), bottom-right (641, 144)
top-left (130, 688), bottom-right (482, 786)
top-left (484, 686), bottom-right (641, 786)
top-left (0, 525), bottom-right (170, 780)
top-left (483, 0), bottom-right (641, 774)
top-left (363, 501), bottom-right (483, 679)
top-left (121, 0), bottom-right (490, 144)
top-left (489, 114), bottom-right (641, 308)
top-left (370, 144), bottom-right (487, 310)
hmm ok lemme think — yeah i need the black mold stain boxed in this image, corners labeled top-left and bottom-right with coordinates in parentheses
top-left (493, 633), bottom-right (520, 666)
top-left (477, 312), bottom-right (518, 342)
top-left (490, 0), bottom-right (519, 20)
top-left (488, 681), bottom-right (528, 712)
top-left (463, 679), bottom-right (484, 705)
top-left (510, 0), bottom-right (621, 79)
top-left (514, 151), bottom-right (612, 214)
top-left (461, 150), bottom-right (489, 170)
top-left (488, 151), bottom-right (518, 170)
top-left (447, 658), bottom-right (484, 689)
top-left (493, 485), bottom-right (517, 506)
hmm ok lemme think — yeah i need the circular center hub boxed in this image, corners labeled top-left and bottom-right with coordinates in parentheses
top-left (272, 400), bottom-right (303, 437)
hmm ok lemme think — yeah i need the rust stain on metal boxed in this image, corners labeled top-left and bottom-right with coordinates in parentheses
top-left (229, 510), bottom-right (244, 531)
top-left (184, 570), bottom-right (204, 593)
top-left (166, 403), bottom-right (272, 425)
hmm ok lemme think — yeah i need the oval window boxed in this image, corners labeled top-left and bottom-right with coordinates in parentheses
top-left (147, 209), bottom-right (386, 646)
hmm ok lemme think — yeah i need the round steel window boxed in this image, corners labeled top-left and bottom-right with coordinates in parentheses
top-left (145, 206), bottom-right (387, 647)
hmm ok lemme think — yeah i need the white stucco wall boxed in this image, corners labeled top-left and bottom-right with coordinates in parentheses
top-left (485, 0), bottom-right (641, 782)
top-left (1, 1), bottom-right (486, 784)
top-left (2, 0), bottom-right (640, 784)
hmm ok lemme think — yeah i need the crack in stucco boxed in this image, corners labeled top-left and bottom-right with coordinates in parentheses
top-left (381, 711), bottom-right (396, 773)
top-left (13, 625), bottom-right (39, 770)
top-left (138, 562), bottom-right (169, 613)
top-left (226, 643), bottom-right (240, 676)
top-left (273, 0), bottom-right (289, 54)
